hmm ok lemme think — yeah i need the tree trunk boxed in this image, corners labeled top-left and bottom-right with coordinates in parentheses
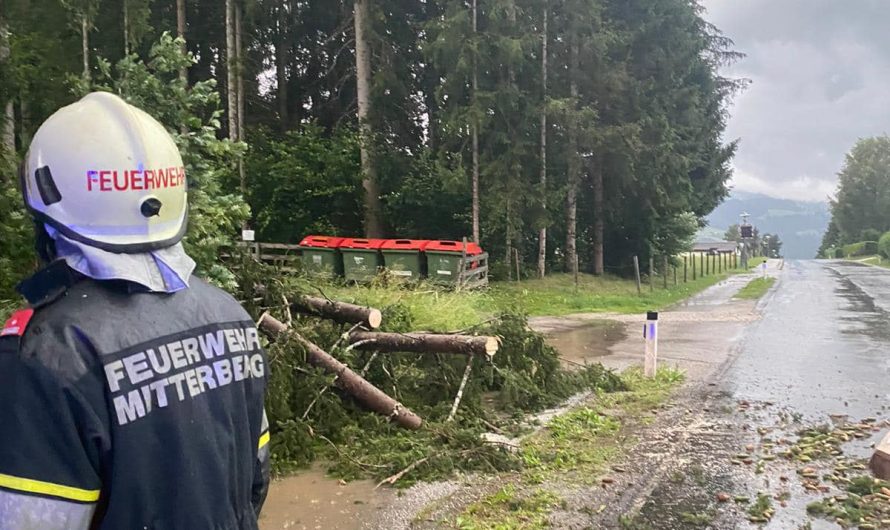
top-left (503, 0), bottom-right (517, 278)
top-left (565, 37), bottom-right (579, 282)
top-left (225, 0), bottom-right (237, 141)
top-left (18, 95), bottom-right (30, 147)
top-left (592, 158), bottom-right (604, 275)
top-left (123, 0), bottom-right (130, 56)
top-left (235, 3), bottom-right (244, 140)
top-left (258, 314), bottom-right (422, 430)
top-left (354, 0), bottom-right (383, 237)
top-left (537, 6), bottom-right (548, 279)
top-left (276, 0), bottom-right (288, 129)
top-left (81, 15), bottom-right (90, 80)
top-left (235, 2), bottom-right (245, 195)
top-left (0, 18), bottom-right (13, 159)
top-left (348, 331), bottom-right (499, 358)
top-left (505, 203), bottom-right (512, 280)
top-left (470, 0), bottom-right (480, 244)
top-left (177, 0), bottom-right (187, 84)
top-left (291, 296), bottom-right (382, 329)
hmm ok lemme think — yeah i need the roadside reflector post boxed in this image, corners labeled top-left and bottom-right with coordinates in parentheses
top-left (643, 311), bottom-right (658, 378)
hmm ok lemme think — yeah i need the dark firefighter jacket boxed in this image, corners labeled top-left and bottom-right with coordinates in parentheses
top-left (0, 261), bottom-right (270, 530)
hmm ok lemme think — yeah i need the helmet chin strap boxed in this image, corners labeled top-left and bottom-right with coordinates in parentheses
top-left (33, 220), bottom-right (57, 264)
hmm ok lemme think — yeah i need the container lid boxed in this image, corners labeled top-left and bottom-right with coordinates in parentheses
top-left (339, 237), bottom-right (385, 249)
top-left (424, 240), bottom-right (483, 255)
top-left (298, 235), bottom-right (344, 248)
top-left (380, 239), bottom-right (431, 251)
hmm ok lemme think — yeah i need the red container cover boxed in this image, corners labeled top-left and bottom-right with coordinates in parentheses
top-left (339, 238), bottom-right (385, 249)
top-left (380, 239), bottom-right (431, 251)
top-left (424, 240), bottom-right (483, 255)
top-left (298, 235), bottom-right (344, 248)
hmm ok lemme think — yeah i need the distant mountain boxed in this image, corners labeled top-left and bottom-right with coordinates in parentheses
top-left (703, 192), bottom-right (830, 259)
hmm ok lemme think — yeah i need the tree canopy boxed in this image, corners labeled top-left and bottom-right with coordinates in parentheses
top-left (820, 136), bottom-right (890, 257)
top-left (0, 0), bottom-right (741, 295)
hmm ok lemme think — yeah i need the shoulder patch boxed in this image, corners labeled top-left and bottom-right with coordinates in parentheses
top-left (1, 309), bottom-right (35, 337)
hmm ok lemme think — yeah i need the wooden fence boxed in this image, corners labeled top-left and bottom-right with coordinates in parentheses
top-left (458, 252), bottom-right (489, 290)
top-left (238, 242), bottom-right (302, 271)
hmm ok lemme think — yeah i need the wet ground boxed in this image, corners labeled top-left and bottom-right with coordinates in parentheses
top-left (553, 259), bottom-right (890, 529)
top-left (261, 259), bottom-right (890, 529)
top-left (259, 466), bottom-right (395, 530)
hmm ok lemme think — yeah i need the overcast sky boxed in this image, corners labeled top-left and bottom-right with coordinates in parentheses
top-left (701, 1), bottom-right (890, 203)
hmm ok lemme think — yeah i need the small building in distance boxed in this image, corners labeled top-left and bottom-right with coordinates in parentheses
top-left (691, 241), bottom-right (738, 255)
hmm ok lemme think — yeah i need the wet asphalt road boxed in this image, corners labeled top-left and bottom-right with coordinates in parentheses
top-left (550, 260), bottom-right (890, 529)
top-left (723, 259), bottom-right (890, 424)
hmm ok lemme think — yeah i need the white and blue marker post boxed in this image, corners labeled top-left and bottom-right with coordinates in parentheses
top-left (643, 311), bottom-right (658, 378)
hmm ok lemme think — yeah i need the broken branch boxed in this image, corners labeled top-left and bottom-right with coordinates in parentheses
top-left (348, 331), bottom-right (498, 357)
top-left (291, 295), bottom-right (382, 329)
top-left (257, 313), bottom-right (421, 429)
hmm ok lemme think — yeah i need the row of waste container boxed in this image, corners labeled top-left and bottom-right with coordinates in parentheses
top-left (298, 235), bottom-right (484, 284)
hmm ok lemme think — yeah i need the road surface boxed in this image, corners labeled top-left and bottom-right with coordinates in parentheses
top-left (549, 259), bottom-right (890, 529)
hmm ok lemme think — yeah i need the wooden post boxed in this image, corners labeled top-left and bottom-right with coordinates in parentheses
top-left (718, 253), bottom-right (722, 273)
top-left (633, 256), bottom-right (642, 295)
top-left (673, 265), bottom-right (677, 286)
top-left (683, 256), bottom-right (688, 282)
top-left (458, 237), bottom-right (468, 290)
top-left (649, 256), bottom-right (654, 292)
top-left (662, 256), bottom-right (668, 289)
top-left (705, 253), bottom-right (709, 275)
top-left (692, 254), bottom-right (696, 280)
top-left (514, 248), bottom-right (521, 283)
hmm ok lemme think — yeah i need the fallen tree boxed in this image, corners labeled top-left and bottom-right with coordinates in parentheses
top-left (257, 312), bottom-right (422, 429)
top-left (347, 331), bottom-right (498, 358)
top-left (291, 295), bottom-right (383, 329)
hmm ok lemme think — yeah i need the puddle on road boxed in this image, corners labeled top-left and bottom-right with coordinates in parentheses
top-left (259, 466), bottom-right (395, 530)
top-left (544, 320), bottom-right (626, 364)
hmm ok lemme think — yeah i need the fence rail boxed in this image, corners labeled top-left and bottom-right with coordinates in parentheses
top-left (458, 252), bottom-right (489, 290)
top-left (237, 242), bottom-right (302, 271)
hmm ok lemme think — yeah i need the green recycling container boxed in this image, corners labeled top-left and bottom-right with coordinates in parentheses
top-left (424, 240), bottom-right (483, 284)
top-left (339, 238), bottom-right (385, 282)
top-left (297, 235), bottom-right (344, 277)
top-left (380, 239), bottom-right (430, 280)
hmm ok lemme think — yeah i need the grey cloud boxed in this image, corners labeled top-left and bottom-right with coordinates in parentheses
top-left (703, 0), bottom-right (890, 202)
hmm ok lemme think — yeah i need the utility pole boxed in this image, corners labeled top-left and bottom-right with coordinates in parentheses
top-left (740, 212), bottom-right (753, 269)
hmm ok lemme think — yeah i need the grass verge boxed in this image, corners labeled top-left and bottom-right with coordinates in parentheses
top-left (845, 254), bottom-right (890, 269)
top-left (281, 265), bottom-right (749, 329)
top-left (450, 367), bottom-right (686, 529)
top-left (734, 277), bottom-right (776, 300)
top-left (487, 273), bottom-right (726, 316)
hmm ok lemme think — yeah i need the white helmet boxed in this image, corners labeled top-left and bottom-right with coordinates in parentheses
top-left (20, 91), bottom-right (188, 252)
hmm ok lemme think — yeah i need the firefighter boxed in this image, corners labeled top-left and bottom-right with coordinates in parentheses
top-left (0, 92), bottom-right (269, 530)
